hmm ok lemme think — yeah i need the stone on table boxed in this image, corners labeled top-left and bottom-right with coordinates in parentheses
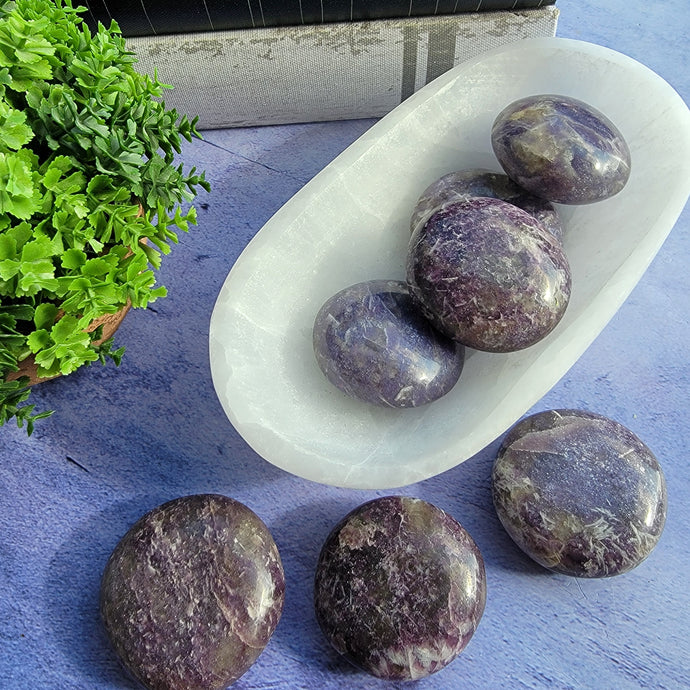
top-left (314, 496), bottom-right (486, 680)
top-left (100, 494), bottom-right (285, 689)
top-left (492, 409), bottom-right (667, 577)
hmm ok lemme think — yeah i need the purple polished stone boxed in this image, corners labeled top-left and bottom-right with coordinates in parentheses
top-left (410, 169), bottom-right (564, 241)
top-left (407, 197), bottom-right (571, 352)
top-left (492, 410), bottom-right (667, 577)
top-left (312, 280), bottom-right (464, 407)
top-left (314, 496), bottom-right (486, 681)
top-left (100, 494), bottom-right (285, 690)
top-left (491, 94), bottom-right (631, 204)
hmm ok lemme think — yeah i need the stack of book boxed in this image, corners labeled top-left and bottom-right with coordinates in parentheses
top-left (84, 1), bottom-right (559, 128)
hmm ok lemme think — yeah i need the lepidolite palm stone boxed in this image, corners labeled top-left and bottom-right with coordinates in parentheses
top-left (407, 197), bottom-right (571, 352)
top-left (491, 94), bottom-right (631, 204)
top-left (100, 494), bottom-right (285, 689)
top-left (410, 169), bottom-right (564, 241)
top-left (314, 496), bottom-right (486, 681)
top-left (313, 280), bottom-right (464, 407)
top-left (492, 410), bottom-right (667, 577)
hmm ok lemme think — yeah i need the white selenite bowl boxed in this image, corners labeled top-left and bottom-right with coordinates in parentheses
top-left (209, 37), bottom-right (690, 489)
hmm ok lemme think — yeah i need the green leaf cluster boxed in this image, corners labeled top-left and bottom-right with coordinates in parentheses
top-left (0, 0), bottom-right (210, 433)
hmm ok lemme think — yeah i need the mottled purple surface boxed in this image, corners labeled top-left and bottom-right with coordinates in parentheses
top-left (410, 169), bottom-right (564, 241)
top-left (100, 494), bottom-right (285, 689)
top-left (491, 94), bottom-right (631, 204)
top-left (407, 197), bottom-right (571, 352)
top-left (492, 410), bottom-right (667, 578)
top-left (313, 496), bottom-right (486, 681)
top-left (312, 280), bottom-right (464, 407)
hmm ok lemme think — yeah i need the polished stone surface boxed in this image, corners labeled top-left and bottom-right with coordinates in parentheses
top-left (407, 197), bottom-right (571, 352)
top-left (100, 494), bottom-right (285, 689)
top-left (410, 169), bottom-right (564, 240)
top-left (314, 496), bottom-right (486, 681)
top-left (312, 280), bottom-right (464, 407)
top-left (492, 410), bottom-right (667, 577)
top-left (491, 94), bottom-right (631, 204)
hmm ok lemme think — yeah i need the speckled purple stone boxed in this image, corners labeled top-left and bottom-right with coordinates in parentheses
top-left (407, 197), bottom-right (571, 352)
top-left (410, 169), bottom-right (564, 241)
top-left (491, 94), bottom-right (631, 205)
top-left (492, 410), bottom-right (667, 577)
top-left (314, 496), bottom-right (486, 681)
top-left (312, 280), bottom-right (464, 407)
top-left (100, 494), bottom-right (285, 690)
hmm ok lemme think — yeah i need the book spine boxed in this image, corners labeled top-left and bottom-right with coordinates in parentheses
top-left (126, 8), bottom-right (559, 129)
top-left (87, 0), bottom-right (556, 37)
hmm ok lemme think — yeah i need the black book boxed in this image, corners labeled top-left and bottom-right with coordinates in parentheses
top-left (84, 0), bottom-right (556, 38)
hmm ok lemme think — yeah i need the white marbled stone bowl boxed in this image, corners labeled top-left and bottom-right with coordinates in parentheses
top-left (209, 37), bottom-right (690, 489)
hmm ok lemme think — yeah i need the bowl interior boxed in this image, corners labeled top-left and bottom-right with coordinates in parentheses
top-left (210, 37), bottom-right (690, 489)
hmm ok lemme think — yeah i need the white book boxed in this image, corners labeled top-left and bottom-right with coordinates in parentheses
top-left (126, 7), bottom-right (559, 128)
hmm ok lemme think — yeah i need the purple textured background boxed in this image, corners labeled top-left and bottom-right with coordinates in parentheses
top-left (1, 1), bottom-right (689, 688)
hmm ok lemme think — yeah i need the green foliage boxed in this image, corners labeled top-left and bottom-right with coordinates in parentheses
top-left (0, 0), bottom-right (210, 433)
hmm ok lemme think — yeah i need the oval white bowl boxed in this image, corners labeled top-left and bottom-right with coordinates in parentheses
top-left (209, 37), bottom-right (690, 489)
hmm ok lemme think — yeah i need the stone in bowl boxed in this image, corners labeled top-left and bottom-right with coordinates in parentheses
top-left (409, 169), bottom-right (564, 240)
top-left (491, 94), bottom-right (631, 205)
top-left (406, 197), bottom-right (571, 352)
top-left (312, 279), bottom-right (465, 407)
top-left (209, 37), bottom-right (690, 489)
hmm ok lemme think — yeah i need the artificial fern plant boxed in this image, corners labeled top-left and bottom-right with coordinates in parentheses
top-left (0, 0), bottom-right (210, 433)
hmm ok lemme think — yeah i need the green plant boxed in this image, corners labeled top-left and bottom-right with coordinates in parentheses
top-left (0, 0), bottom-right (210, 433)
